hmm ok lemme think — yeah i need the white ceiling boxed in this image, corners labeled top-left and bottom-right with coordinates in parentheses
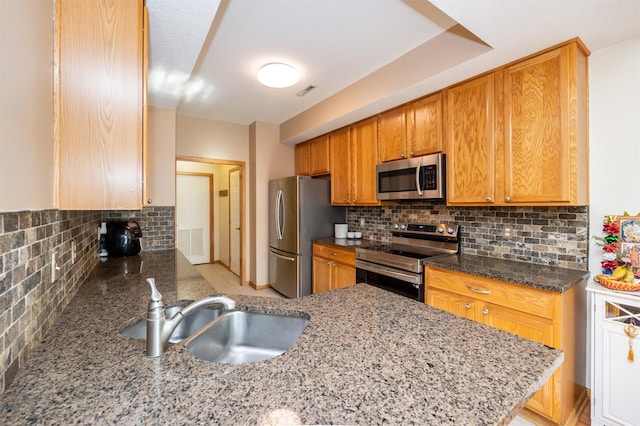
top-left (146, 0), bottom-right (640, 142)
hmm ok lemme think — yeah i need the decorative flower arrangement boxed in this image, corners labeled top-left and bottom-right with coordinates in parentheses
top-left (597, 215), bottom-right (622, 274)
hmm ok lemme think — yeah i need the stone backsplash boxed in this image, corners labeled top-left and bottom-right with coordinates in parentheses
top-left (346, 202), bottom-right (589, 271)
top-left (0, 210), bottom-right (101, 394)
top-left (102, 206), bottom-right (175, 251)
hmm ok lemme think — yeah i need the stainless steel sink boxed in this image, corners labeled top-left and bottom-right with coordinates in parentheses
top-left (184, 311), bottom-right (309, 364)
top-left (120, 306), bottom-right (222, 343)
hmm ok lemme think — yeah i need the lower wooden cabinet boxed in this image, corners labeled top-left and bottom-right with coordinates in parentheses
top-left (312, 243), bottom-right (356, 294)
top-left (426, 266), bottom-right (583, 424)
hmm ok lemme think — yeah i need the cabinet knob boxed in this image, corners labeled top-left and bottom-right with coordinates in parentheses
top-left (409, 151), bottom-right (415, 156)
top-left (486, 197), bottom-right (492, 202)
top-left (465, 303), bottom-right (472, 309)
top-left (505, 196), bottom-right (511, 202)
top-left (330, 252), bottom-right (337, 256)
top-left (482, 307), bottom-right (489, 315)
top-left (147, 198), bottom-right (152, 204)
top-left (400, 153), bottom-right (406, 159)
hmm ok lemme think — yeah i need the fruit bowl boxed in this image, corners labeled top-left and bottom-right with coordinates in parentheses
top-left (595, 274), bottom-right (640, 292)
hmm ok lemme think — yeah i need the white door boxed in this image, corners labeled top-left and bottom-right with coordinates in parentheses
top-left (176, 173), bottom-right (212, 265)
top-left (229, 168), bottom-right (241, 276)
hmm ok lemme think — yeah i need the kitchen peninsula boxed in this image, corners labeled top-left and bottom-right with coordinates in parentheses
top-left (0, 251), bottom-right (562, 425)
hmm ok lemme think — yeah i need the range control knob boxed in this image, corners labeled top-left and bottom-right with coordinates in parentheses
top-left (399, 224), bottom-right (406, 230)
top-left (447, 227), bottom-right (455, 235)
top-left (437, 226), bottom-right (444, 233)
top-left (393, 224), bottom-right (399, 229)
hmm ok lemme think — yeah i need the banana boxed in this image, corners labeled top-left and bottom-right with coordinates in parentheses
top-left (624, 269), bottom-right (635, 283)
top-left (611, 266), bottom-right (628, 281)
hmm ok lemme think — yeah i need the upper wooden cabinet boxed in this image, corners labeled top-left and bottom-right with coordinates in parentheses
top-left (408, 93), bottom-right (443, 157)
top-left (295, 141), bottom-right (310, 176)
top-left (445, 40), bottom-right (589, 206)
top-left (330, 119), bottom-right (381, 206)
top-left (295, 135), bottom-right (330, 176)
top-left (55, 0), bottom-right (145, 210)
top-left (377, 105), bottom-right (408, 162)
top-left (445, 74), bottom-right (496, 204)
top-left (378, 94), bottom-right (443, 163)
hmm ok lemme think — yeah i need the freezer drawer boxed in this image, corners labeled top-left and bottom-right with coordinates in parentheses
top-left (269, 248), bottom-right (301, 299)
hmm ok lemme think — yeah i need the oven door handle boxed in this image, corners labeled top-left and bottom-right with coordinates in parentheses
top-left (356, 260), bottom-right (422, 285)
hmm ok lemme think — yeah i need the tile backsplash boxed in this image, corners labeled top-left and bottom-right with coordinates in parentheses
top-left (102, 206), bottom-right (175, 251)
top-left (347, 202), bottom-right (589, 271)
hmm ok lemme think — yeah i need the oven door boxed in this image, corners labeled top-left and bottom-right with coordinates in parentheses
top-left (356, 260), bottom-right (424, 302)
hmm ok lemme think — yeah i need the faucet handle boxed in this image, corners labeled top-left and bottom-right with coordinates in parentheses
top-left (146, 278), bottom-right (163, 302)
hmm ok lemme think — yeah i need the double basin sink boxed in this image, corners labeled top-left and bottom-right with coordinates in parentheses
top-left (120, 305), bottom-right (309, 364)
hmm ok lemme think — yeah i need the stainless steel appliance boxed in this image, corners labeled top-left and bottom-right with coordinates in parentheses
top-left (376, 153), bottom-right (446, 201)
top-left (269, 176), bottom-right (346, 298)
top-left (355, 223), bottom-right (459, 301)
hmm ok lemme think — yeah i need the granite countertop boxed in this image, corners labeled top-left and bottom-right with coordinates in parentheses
top-left (425, 254), bottom-right (590, 293)
top-left (0, 250), bottom-right (562, 425)
top-left (315, 238), bottom-right (589, 293)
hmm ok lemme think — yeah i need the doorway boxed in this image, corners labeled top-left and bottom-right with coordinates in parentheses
top-left (176, 172), bottom-right (213, 264)
top-left (176, 157), bottom-right (246, 285)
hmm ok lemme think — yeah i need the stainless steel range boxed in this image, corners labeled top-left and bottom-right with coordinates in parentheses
top-left (355, 223), bottom-right (460, 302)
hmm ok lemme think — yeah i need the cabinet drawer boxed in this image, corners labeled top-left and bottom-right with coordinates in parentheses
top-left (426, 267), bottom-right (555, 319)
top-left (313, 244), bottom-right (355, 266)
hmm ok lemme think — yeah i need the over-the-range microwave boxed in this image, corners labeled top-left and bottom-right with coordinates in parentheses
top-left (376, 153), bottom-right (446, 201)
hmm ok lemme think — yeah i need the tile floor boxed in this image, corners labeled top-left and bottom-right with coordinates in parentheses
top-left (195, 262), bottom-right (591, 426)
top-left (195, 263), bottom-right (284, 298)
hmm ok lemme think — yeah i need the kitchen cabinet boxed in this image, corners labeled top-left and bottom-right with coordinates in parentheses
top-left (330, 118), bottom-right (381, 206)
top-left (408, 93), bottom-right (443, 157)
top-left (377, 105), bottom-right (408, 163)
top-left (55, 0), bottom-right (146, 210)
top-left (426, 266), bottom-right (583, 424)
top-left (445, 39), bottom-right (589, 206)
top-left (295, 135), bottom-right (330, 176)
top-left (295, 141), bottom-right (311, 175)
top-left (312, 243), bottom-right (356, 294)
top-left (588, 284), bottom-right (640, 426)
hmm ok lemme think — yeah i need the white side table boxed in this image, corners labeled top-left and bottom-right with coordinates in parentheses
top-left (588, 282), bottom-right (640, 426)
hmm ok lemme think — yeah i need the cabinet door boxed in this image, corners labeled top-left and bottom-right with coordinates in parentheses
top-left (312, 256), bottom-right (332, 294)
top-left (445, 74), bottom-right (496, 204)
top-left (409, 93), bottom-right (443, 156)
top-left (330, 127), bottom-right (352, 205)
top-left (333, 262), bottom-right (356, 290)
top-left (503, 45), bottom-right (572, 203)
top-left (427, 288), bottom-right (475, 320)
top-left (350, 117), bottom-right (379, 205)
top-left (378, 106), bottom-right (407, 162)
top-left (310, 135), bottom-right (330, 175)
top-left (295, 141), bottom-right (310, 176)
top-left (56, 0), bottom-right (144, 210)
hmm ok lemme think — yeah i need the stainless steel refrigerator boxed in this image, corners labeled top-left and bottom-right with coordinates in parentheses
top-left (269, 176), bottom-right (346, 298)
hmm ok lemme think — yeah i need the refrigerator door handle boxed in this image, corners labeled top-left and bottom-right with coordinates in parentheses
top-left (270, 249), bottom-right (296, 262)
top-left (275, 189), bottom-right (284, 240)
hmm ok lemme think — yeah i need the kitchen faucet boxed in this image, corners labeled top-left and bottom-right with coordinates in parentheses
top-left (145, 277), bottom-right (236, 357)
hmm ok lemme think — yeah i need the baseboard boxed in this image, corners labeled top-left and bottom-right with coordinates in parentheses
top-left (519, 386), bottom-right (589, 426)
top-left (249, 281), bottom-right (272, 291)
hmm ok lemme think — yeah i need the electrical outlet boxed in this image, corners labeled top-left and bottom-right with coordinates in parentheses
top-left (71, 240), bottom-right (77, 264)
top-left (359, 218), bottom-right (366, 227)
top-left (51, 252), bottom-right (60, 283)
top-left (502, 226), bottom-right (513, 239)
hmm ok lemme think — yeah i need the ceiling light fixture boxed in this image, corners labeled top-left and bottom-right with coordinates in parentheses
top-left (257, 63), bottom-right (299, 88)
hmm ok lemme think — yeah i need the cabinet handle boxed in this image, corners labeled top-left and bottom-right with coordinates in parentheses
top-left (465, 303), bottom-right (472, 309)
top-left (482, 307), bottom-right (489, 315)
top-left (329, 252), bottom-right (337, 256)
top-left (485, 197), bottom-right (492, 202)
top-left (466, 285), bottom-right (491, 295)
top-left (505, 196), bottom-right (511, 202)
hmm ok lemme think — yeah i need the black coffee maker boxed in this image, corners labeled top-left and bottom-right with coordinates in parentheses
top-left (104, 220), bottom-right (143, 257)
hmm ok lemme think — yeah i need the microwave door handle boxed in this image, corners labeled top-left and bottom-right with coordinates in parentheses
top-left (415, 158), bottom-right (424, 196)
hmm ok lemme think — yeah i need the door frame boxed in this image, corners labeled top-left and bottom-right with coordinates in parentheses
top-left (228, 166), bottom-right (242, 278)
top-left (176, 171), bottom-right (214, 264)
top-left (176, 156), bottom-right (246, 286)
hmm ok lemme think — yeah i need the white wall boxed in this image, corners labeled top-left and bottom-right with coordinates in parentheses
top-left (586, 36), bottom-right (640, 388)
top-left (0, 0), bottom-right (54, 211)
top-left (249, 121), bottom-right (295, 286)
top-left (588, 37), bottom-right (640, 273)
top-left (147, 107), bottom-right (177, 206)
